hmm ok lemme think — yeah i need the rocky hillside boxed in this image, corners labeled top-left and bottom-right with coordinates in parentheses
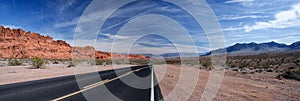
top-left (205, 41), bottom-right (300, 56)
top-left (0, 26), bottom-right (146, 60)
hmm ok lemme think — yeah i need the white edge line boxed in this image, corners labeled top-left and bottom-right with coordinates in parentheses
top-left (151, 66), bottom-right (154, 101)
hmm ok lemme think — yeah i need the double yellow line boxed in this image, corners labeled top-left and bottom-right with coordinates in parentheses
top-left (51, 67), bottom-right (148, 101)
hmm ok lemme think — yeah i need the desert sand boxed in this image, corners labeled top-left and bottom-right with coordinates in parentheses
top-left (155, 65), bottom-right (300, 101)
top-left (0, 64), bottom-right (134, 85)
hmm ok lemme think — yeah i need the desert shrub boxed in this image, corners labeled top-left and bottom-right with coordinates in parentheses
top-left (266, 68), bottom-right (274, 72)
top-left (295, 69), bottom-right (300, 75)
top-left (202, 61), bottom-right (212, 69)
top-left (288, 66), bottom-right (295, 69)
top-left (95, 60), bottom-right (106, 65)
top-left (8, 59), bottom-right (22, 66)
top-left (31, 57), bottom-right (45, 69)
top-left (67, 61), bottom-right (77, 67)
top-left (53, 61), bottom-right (59, 64)
top-left (280, 69), bottom-right (300, 81)
top-left (165, 58), bottom-right (181, 65)
top-left (67, 64), bottom-right (75, 68)
top-left (232, 68), bottom-right (239, 71)
top-left (129, 59), bottom-right (149, 65)
top-left (239, 61), bottom-right (247, 68)
top-left (253, 64), bottom-right (259, 69)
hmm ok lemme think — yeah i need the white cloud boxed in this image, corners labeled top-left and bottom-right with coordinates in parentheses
top-left (225, 0), bottom-right (255, 4)
top-left (219, 15), bottom-right (268, 20)
top-left (222, 26), bottom-right (245, 31)
top-left (245, 3), bottom-right (300, 32)
top-left (101, 33), bottom-right (130, 40)
top-left (2, 24), bottom-right (23, 29)
top-left (224, 0), bottom-right (273, 7)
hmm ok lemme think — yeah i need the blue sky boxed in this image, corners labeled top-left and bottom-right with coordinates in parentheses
top-left (1, 0), bottom-right (300, 54)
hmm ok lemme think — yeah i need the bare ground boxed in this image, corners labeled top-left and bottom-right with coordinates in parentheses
top-left (155, 65), bottom-right (300, 101)
top-left (0, 64), bottom-right (134, 85)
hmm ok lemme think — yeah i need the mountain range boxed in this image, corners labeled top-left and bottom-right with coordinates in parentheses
top-left (153, 41), bottom-right (300, 57)
top-left (205, 41), bottom-right (300, 56)
top-left (144, 53), bottom-right (204, 58)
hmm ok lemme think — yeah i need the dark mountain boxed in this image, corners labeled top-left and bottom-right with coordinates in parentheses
top-left (160, 53), bottom-right (204, 58)
top-left (205, 41), bottom-right (300, 56)
top-left (289, 41), bottom-right (300, 50)
top-left (144, 41), bottom-right (300, 58)
top-left (143, 53), bottom-right (204, 58)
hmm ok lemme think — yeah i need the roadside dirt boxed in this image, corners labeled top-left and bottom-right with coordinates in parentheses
top-left (0, 65), bottom-right (134, 85)
top-left (156, 65), bottom-right (300, 101)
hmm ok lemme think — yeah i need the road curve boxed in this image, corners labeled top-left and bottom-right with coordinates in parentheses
top-left (0, 65), bottom-right (163, 101)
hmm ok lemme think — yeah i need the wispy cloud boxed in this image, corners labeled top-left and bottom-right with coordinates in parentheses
top-left (52, 0), bottom-right (91, 28)
top-left (100, 33), bottom-right (130, 40)
top-left (225, 0), bottom-right (255, 4)
top-left (224, 0), bottom-right (277, 7)
top-left (225, 0), bottom-right (255, 6)
top-left (2, 24), bottom-right (23, 29)
top-left (222, 26), bottom-right (245, 31)
top-left (245, 3), bottom-right (300, 32)
top-left (57, 0), bottom-right (78, 15)
top-left (219, 15), bottom-right (268, 20)
top-left (54, 17), bottom-right (79, 28)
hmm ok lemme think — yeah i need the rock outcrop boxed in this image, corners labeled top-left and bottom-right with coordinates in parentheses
top-left (0, 26), bottom-right (147, 60)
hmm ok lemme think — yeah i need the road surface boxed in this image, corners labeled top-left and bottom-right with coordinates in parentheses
top-left (0, 65), bottom-right (163, 101)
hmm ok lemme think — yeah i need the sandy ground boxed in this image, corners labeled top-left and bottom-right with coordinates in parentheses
top-left (1, 64), bottom-right (299, 101)
top-left (155, 65), bottom-right (300, 101)
top-left (0, 64), bottom-right (134, 85)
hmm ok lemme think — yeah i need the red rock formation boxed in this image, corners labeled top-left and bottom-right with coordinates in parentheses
top-left (0, 25), bottom-right (147, 60)
top-left (72, 46), bottom-right (95, 59)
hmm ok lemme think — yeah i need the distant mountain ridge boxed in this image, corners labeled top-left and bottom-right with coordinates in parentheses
top-left (159, 53), bottom-right (204, 58)
top-left (205, 41), bottom-right (300, 56)
top-left (152, 41), bottom-right (300, 58)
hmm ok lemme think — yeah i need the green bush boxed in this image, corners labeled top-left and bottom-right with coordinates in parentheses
top-left (95, 60), bottom-right (112, 65)
top-left (8, 59), bottom-right (22, 66)
top-left (53, 61), bottom-right (59, 64)
top-left (281, 69), bottom-right (300, 81)
top-left (31, 57), bottom-right (45, 69)
top-left (295, 69), bottom-right (300, 75)
top-left (202, 61), bottom-right (212, 69)
top-left (95, 60), bottom-right (105, 65)
top-left (129, 59), bottom-right (149, 65)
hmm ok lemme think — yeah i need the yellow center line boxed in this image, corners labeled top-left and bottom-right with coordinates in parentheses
top-left (51, 67), bottom-right (148, 101)
top-left (83, 79), bottom-right (110, 89)
top-left (82, 79), bottom-right (112, 89)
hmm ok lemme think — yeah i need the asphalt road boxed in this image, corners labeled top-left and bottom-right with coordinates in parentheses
top-left (0, 65), bottom-right (163, 101)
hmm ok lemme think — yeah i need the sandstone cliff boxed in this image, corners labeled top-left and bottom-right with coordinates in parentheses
top-left (0, 26), bottom-right (146, 60)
